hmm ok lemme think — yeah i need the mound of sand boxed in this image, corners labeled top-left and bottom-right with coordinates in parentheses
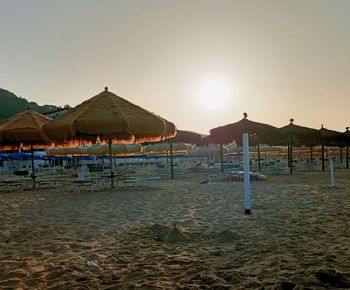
top-left (149, 223), bottom-right (191, 243)
top-left (216, 229), bottom-right (240, 243)
top-left (164, 223), bottom-right (191, 243)
top-left (148, 224), bottom-right (171, 242)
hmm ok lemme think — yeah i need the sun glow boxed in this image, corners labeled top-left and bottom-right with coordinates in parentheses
top-left (198, 80), bottom-right (230, 109)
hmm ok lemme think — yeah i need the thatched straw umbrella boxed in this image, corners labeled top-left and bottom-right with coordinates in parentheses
top-left (143, 141), bottom-right (192, 179)
top-left (46, 146), bottom-right (89, 156)
top-left (193, 143), bottom-right (229, 157)
top-left (209, 113), bottom-right (280, 172)
top-left (42, 87), bottom-right (176, 188)
top-left (0, 109), bottom-right (51, 188)
top-left (144, 143), bottom-right (191, 153)
top-left (86, 143), bottom-right (142, 156)
top-left (278, 119), bottom-right (319, 174)
top-left (166, 130), bottom-right (204, 179)
top-left (168, 130), bottom-right (204, 145)
top-left (189, 144), bottom-right (229, 171)
top-left (86, 143), bottom-right (143, 174)
top-left (143, 130), bottom-right (203, 179)
top-left (46, 147), bottom-right (62, 156)
top-left (210, 113), bottom-right (280, 145)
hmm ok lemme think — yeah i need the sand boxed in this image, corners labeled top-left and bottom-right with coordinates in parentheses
top-left (1, 170), bottom-right (350, 289)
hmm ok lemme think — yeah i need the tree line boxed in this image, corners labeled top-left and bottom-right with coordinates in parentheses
top-left (0, 88), bottom-right (70, 121)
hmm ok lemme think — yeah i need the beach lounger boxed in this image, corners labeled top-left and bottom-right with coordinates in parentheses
top-left (36, 180), bottom-right (58, 189)
top-left (0, 180), bottom-right (31, 191)
top-left (123, 179), bottom-right (138, 187)
top-left (74, 180), bottom-right (95, 193)
top-left (122, 176), bottom-right (161, 187)
top-left (73, 169), bottom-right (95, 192)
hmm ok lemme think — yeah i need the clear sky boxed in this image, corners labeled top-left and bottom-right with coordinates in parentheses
top-left (1, 0), bottom-right (349, 134)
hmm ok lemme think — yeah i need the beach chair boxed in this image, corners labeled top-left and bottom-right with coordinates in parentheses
top-left (36, 180), bottom-right (58, 189)
top-left (88, 164), bottom-right (109, 189)
top-left (74, 169), bottom-right (94, 193)
top-left (123, 178), bottom-right (138, 187)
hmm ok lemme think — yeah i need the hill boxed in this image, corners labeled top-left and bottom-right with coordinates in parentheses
top-left (0, 88), bottom-right (68, 121)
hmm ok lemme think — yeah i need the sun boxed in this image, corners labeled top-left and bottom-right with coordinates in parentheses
top-left (198, 80), bottom-right (230, 109)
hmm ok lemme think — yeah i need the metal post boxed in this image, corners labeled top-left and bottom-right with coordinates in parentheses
top-left (220, 144), bottom-right (224, 173)
top-left (321, 141), bottom-right (325, 172)
top-left (170, 142), bottom-right (174, 179)
top-left (108, 138), bottom-right (115, 188)
top-left (257, 143), bottom-right (261, 172)
top-left (289, 133), bottom-right (293, 175)
top-left (30, 144), bottom-right (36, 189)
top-left (310, 146), bottom-right (313, 162)
top-left (340, 146), bottom-right (343, 164)
top-left (330, 158), bottom-right (335, 186)
top-left (243, 133), bottom-right (251, 214)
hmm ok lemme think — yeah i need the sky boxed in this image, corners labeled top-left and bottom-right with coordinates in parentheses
top-left (1, 0), bottom-right (349, 134)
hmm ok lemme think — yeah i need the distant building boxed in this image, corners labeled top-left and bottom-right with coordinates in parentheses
top-left (43, 107), bottom-right (69, 119)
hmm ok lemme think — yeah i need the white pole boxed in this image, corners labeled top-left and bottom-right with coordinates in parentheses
top-left (243, 133), bottom-right (251, 214)
top-left (330, 158), bottom-right (335, 186)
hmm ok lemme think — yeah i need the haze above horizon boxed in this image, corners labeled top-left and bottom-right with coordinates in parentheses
top-left (1, 0), bottom-right (349, 134)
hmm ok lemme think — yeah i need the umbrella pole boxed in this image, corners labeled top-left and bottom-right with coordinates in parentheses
top-left (124, 154), bottom-right (127, 175)
top-left (170, 142), bottom-right (174, 179)
top-left (310, 146), bottom-right (313, 163)
top-left (321, 141), bottom-right (325, 172)
top-left (340, 146), bottom-right (343, 164)
top-left (30, 144), bottom-right (36, 189)
top-left (347, 144), bottom-right (349, 169)
top-left (257, 143), bottom-right (261, 172)
top-left (243, 133), bottom-right (251, 215)
top-left (108, 138), bottom-right (115, 188)
top-left (289, 133), bottom-right (293, 175)
top-left (220, 144), bottom-right (224, 173)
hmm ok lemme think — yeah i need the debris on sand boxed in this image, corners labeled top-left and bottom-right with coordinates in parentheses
top-left (315, 268), bottom-right (350, 288)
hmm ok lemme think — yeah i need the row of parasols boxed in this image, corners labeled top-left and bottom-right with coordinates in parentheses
top-left (207, 114), bottom-right (350, 175)
top-left (0, 87), bottom-right (349, 188)
top-left (45, 143), bottom-right (260, 156)
top-left (46, 143), bottom-right (190, 156)
top-left (0, 87), bottom-right (178, 188)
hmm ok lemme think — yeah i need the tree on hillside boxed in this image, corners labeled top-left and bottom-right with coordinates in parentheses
top-left (0, 88), bottom-right (66, 121)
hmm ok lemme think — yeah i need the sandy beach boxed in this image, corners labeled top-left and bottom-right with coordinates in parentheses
top-left (1, 170), bottom-right (350, 289)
